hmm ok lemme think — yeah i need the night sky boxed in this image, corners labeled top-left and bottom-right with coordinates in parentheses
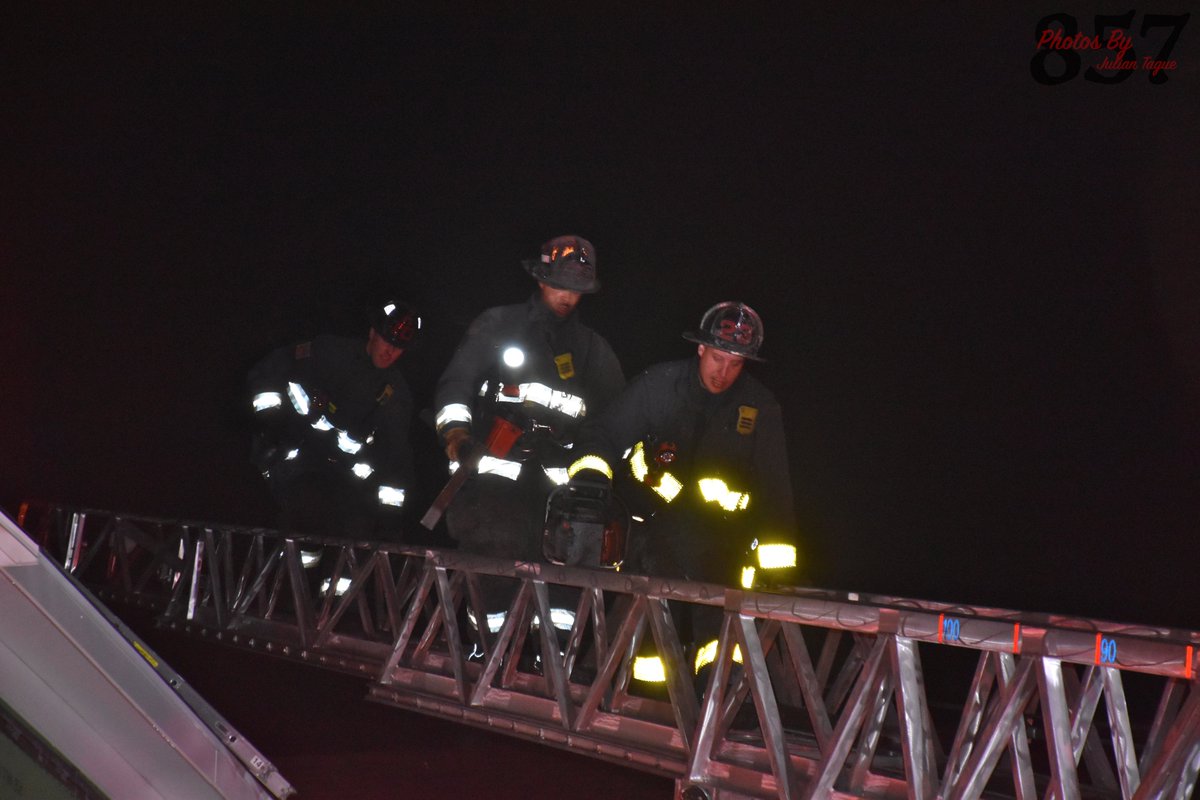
top-left (5, 6), bottom-right (1199, 629)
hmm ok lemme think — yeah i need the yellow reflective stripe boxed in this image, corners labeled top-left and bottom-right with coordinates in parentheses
top-left (653, 472), bottom-right (683, 502)
top-left (694, 640), bottom-right (743, 673)
top-left (633, 655), bottom-right (666, 683)
top-left (635, 453), bottom-right (751, 511)
top-left (568, 455), bottom-right (612, 479)
top-left (697, 477), bottom-right (750, 512)
top-left (741, 565), bottom-right (757, 589)
top-left (756, 543), bottom-right (796, 569)
top-left (629, 441), bottom-right (649, 481)
top-left (628, 442), bottom-right (682, 502)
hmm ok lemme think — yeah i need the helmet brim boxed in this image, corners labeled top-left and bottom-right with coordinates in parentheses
top-left (682, 331), bottom-right (766, 362)
top-left (373, 329), bottom-right (412, 349)
top-left (371, 302), bottom-right (421, 349)
top-left (522, 259), bottom-right (601, 294)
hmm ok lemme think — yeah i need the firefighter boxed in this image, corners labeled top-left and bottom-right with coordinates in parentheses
top-left (247, 299), bottom-right (420, 544)
top-left (432, 235), bottom-right (625, 563)
top-left (431, 235), bottom-right (624, 648)
top-left (568, 301), bottom-right (798, 678)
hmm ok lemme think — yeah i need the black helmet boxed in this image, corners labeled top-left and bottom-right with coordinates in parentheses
top-left (522, 235), bottom-right (600, 294)
top-left (682, 301), bottom-right (765, 361)
top-left (371, 300), bottom-right (421, 348)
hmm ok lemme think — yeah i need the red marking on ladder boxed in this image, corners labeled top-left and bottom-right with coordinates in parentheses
top-left (1187, 645), bottom-right (1194, 680)
top-left (938, 613), bottom-right (944, 644)
top-left (1094, 633), bottom-right (1103, 665)
top-left (1013, 624), bottom-right (1021, 654)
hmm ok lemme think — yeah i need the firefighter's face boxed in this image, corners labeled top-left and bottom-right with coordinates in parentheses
top-left (366, 329), bottom-right (404, 369)
top-left (538, 282), bottom-right (582, 318)
top-left (696, 345), bottom-right (745, 394)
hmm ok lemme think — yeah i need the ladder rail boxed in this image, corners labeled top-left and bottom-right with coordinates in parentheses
top-left (25, 504), bottom-right (1200, 800)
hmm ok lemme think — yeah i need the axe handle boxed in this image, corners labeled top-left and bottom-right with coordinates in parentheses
top-left (421, 415), bottom-right (522, 530)
top-left (419, 460), bottom-right (476, 529)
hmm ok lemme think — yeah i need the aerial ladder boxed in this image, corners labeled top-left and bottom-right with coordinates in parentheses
top-left (0, 507), bottom-right (293, 799)
top-left (15, 502), bottom-right (1200, 800)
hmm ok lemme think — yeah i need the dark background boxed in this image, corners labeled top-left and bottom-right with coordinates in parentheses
top-left (4, 6), bottom-right (1199, 628)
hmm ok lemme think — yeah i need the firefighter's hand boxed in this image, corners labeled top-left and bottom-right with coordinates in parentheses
top-left (443, 428), bottom-right (476, 463)
top-left (531, 434), bottom-right (569, 467)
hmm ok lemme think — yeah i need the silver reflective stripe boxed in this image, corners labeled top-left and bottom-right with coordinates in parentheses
top-left (351, 462), bottom-right (374, 479)
top-left (549, 607), bottom-right (575, 631)
top-left (252, 391), bottom-right (283, 412)
top-left (377, 485), bottom-right (405, 507)
top-left (436, 403), bottom-right (472, 430)
top-left (467, 610), bottom-right (507, 634)
top-left (530, 610), bottom-right (574, 632)
top-left (284, 448), bottom-right (300, 461)
top-left (476, 455), bottom-right (522, 480)
top-left (320, 577), bottom-right (353, 596)
top-left (491, 382), bottom-right (586, 418)
top-left (336, 430), bottom-right (363, 454)
top-left (526, 383), bottom-right (586, 418)
top-left (543, 467), bottom-right (570, 485)
top-left (311, 415), bottom-right (334, 432)
top-left (287, 382), bottom-right (310, 416)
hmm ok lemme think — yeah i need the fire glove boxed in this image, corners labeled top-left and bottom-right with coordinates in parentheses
top-left (443, 427), bottom-right (477, 464)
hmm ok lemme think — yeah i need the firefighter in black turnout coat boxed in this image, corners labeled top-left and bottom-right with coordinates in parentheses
top-left (568, 301), bottom-right (797, 676)
top-left (247, 300), bottom-right (420, 541)
top-left (432, 235), bottom-right (625, 562)
top-left (570, 302), bottom-right (798, 588)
